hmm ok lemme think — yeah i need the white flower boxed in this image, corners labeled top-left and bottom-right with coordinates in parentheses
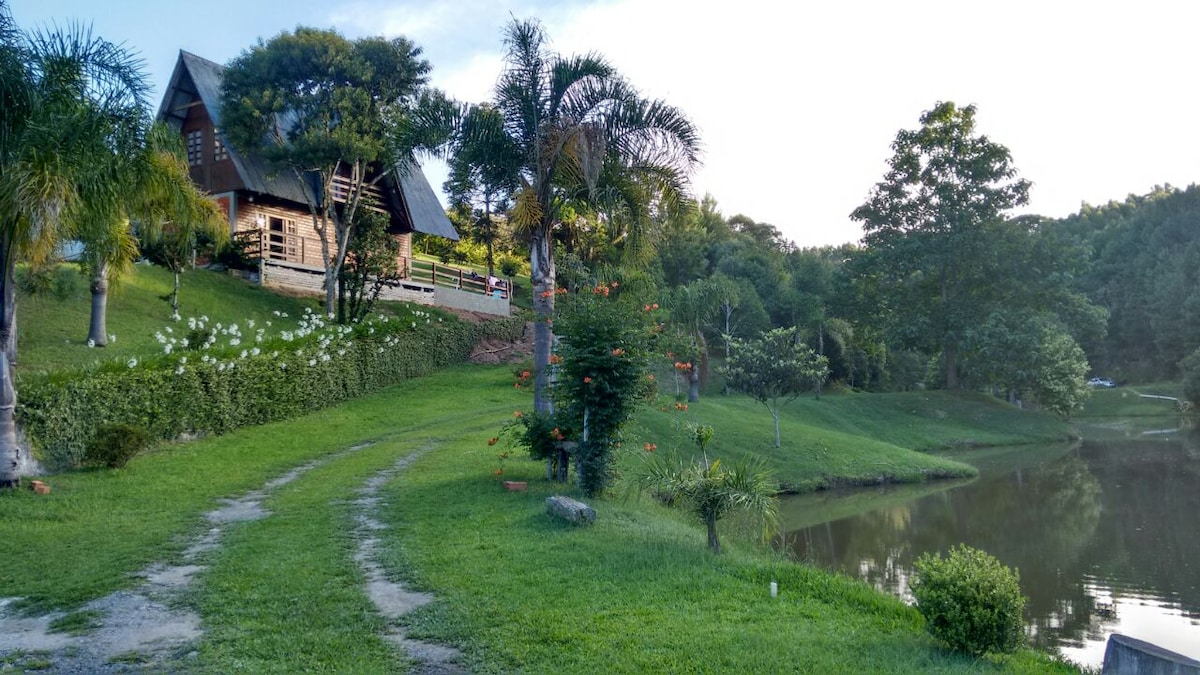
top-left (251, 348), bottom-right (261, 357)
top-left (271, 351), bottom-right (279, 358)
top-left (163, 344), bottom-right (173, 355)
top-left (247, 320), bottom-right (255, 329)
top-left (279, 362), bottom-right (288, 370)
top-left (126, 358), bottom-right (138, 368)
top-left (217, 362), bottom-right (226, 372)
top-left (201, 315), bottom-right (209, 323)
top-left (229, 338), bottom-right (241, 346)
top-left (411, 322), bottom-right (416, 328)
top-left (307, 359), bottom-right (317, 366)
top-left (180, 357), bottom-right (187, 364)
top-left (175, 366), bottom-right (185, 375)
top-left (320, 353), bottom-right (331, 362)
top-left (108, 334), bottom-right (117, 343)
top-left (87, 339), bottom-right (95, 348)
top-left (265, 320), bottom-right (272, 327)
top-left (188, 317), bottom-right (197, 330)
top-left (165, 327), bottom-right (173, 334)
top-left (378, 347), bottom-right (385, 354)
top-left (273, 310), bottom-right (281, 317)
top-left (240, 350), bottom-right (248, 359)
top-left (182, 338), bottom-right (190, 348)
top-left (281, 312), bottom-right (288, 318)
top-left (337, 349), bottom-right (345, 356)
top-left (171, 313), bottom-right (181, 322)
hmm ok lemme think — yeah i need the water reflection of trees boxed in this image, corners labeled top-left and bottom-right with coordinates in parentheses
top-left (784, 445), bottom-right (1107, 650)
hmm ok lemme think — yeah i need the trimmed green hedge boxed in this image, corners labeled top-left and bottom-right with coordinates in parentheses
top-left (19, 312), bottom-right (524, 468)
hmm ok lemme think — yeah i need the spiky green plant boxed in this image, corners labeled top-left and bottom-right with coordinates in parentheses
top-left (636, 452), bottom-right (778, 553)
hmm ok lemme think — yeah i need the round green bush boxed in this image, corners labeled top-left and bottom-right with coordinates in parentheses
top-left (911, 545), bottom-right (1026, 656)
top-left (85, 423), bottom-right (151, 469)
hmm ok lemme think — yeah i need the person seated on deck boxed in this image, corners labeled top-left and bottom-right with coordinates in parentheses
top-left (487, 274), bottom-right (508, 298)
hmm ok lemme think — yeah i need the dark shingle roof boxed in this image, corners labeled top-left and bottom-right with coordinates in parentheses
top-left (157, 50), bottom-right (458, 240)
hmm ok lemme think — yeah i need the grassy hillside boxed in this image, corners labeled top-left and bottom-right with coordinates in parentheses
top-left (0, 367), bottom-right (1075, 673)
top-left (17, 265), bottom-right (319, 374)
top-left (625, 389), bottom-right (1069, 491)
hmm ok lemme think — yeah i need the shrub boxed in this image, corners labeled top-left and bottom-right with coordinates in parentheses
top-left (19, 311), bottom-right (525, 469)
top-left (911, 545), bottom-right (1026, 656)
top-left (84, 423), bottom-right (150, 469)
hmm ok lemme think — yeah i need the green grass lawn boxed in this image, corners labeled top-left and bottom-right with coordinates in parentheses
top-left (1076, 382), bottom-right (1184, 418)
top-left (17, 265), bottom-right (320, 374)
top-left (1, 366), bottom-right (1078, 672)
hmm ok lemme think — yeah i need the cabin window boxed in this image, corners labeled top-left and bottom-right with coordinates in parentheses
top-left (186, 129), bottom-right (203, 166)
top-left (213, 130), bottom-right (229, 162)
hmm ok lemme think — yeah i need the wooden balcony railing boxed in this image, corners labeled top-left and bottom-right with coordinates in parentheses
top-left (233, 228), bottom-right (510, 303)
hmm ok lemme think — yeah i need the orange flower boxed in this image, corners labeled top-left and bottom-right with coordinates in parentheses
top-left (514, 382), bottom-right (521, 388)
top-left (551, 427), bottom-right (560, 438)
top-left (647, 374), bottom-right (655, 381)
top-left (520, 370), bottom-right (531, 379)
top-left (644, 304), bottom-right (652, 312)
top-left (540, 290), bottom-right (554, 298)
top-left (494, 469), bottom-right (503, 475)
top-left (514, 411), bottom-right (523, 417)
top-left (487, 437), bottom-right (499, 446)
top-left (643, 442), bottom-right (657, 452)
top-left (610, 281), bottom-right (619, 288)
top-left (550, 354), bottom-right (562, 364)
top-left (611, 348), bottom-right (625, 356)
top-left (583, 376), bottom-right (593, 384)
top-left (652, 303), bottom-right (659, 310)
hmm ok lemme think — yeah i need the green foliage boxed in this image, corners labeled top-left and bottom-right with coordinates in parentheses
top-left (19, 310), bottom-right (523, 468)
top-left (504, 410), bottom-right (564, 462)
top-left (339, 209), bottom-right (401, 323)
top-left (911, 545), bottom-right (1026, 656)
top-left (16, 264), bottom-right (80, 301)
top-left (553, 282), bottom-right (655, 496)
top-left (635, 448), bottom-right (779, 553)
top-left (84, 423), bottom-right (150, 469)
top-left (724, 327), bottom-right (830, 447)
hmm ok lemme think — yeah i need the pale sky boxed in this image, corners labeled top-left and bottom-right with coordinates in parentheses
top-left (10, 0), bottom-right (1200, 248)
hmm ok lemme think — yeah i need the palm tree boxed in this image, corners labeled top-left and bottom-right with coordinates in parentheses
top-left (0, 5), bottom-right (178, 487)
top-left (493, 18), bottom-right (701, 413)
top-left (444, 103), bottom-right (521, 278)
top-left (81, 122), bottom-right (225, 345)
top-left (637, 452), bottom-right (778, 554)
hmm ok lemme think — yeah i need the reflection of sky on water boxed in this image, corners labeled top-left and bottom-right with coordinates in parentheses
top-left (1055, 580), bottom-right (1200, 668)
top-left (778, 429), bottom-right (1200, 671)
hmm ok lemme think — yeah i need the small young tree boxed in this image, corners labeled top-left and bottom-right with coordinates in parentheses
top-left (338, 208), bottom-right (401, 323)
top-left (724, 327), bottom-right (829, 447)
top-left (635, 424), bottom-right (778, 553)
top-left (554, 280), bottom-right (653, 496)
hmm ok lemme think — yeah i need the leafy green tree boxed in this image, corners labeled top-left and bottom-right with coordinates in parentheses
top-left (851, 102), bottom-right (1031, 389)
top-left (492, 18), bottom-right (700, 414)
top-left (220, 27), bottom-right (447, 320)
top-left (553, 280), bottom-right (653, 496)
top-left (0, 7), bottom-right (166, 487)
top-left (1181, 348), bottom-right (1200, 410)
top-left (339, 208), bottom-right (401, 323)
top-left (724, 327), bottom-right (829, 447)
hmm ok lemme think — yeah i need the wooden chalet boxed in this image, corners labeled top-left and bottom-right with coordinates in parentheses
top-left (156, 51), bottom-right (510, 316)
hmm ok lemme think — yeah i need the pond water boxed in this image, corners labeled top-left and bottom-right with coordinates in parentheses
top-left (777, 418), bottom-right (1200, 669)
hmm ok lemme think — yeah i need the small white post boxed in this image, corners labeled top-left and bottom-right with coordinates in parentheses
top-left (770, 581), bottom-right (778, 598)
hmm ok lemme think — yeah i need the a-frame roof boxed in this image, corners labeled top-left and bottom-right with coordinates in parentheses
top-left (157, 50), bottom-right (458, 241)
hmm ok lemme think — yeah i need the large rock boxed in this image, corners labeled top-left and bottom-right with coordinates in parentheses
top-left (545, 496), bottom-right (595, 525)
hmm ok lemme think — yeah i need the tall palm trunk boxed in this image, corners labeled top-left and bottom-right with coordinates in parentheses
top-left (87, 262), bottom-right (110, 347)
top-left (531, 226), bottom-right (555, 414)
top-left (0, 242), bottom-right (20, 488)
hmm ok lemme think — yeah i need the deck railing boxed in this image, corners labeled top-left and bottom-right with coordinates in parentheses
top-left (232, 227), bottom-right (511, 301)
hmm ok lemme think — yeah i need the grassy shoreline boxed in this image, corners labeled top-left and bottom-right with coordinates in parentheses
top-left (1, 365), bottom-right (1077, 672)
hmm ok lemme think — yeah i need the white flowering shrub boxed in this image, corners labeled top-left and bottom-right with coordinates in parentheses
top-left (19, 306), bottom-right (524, 468)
